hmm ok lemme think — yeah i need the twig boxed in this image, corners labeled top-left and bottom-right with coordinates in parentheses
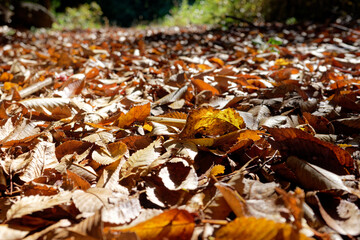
top-left (146, 116), bottom-right (186, 125)
top-left (19, 77), bottom-right (53, 98)
top-left (331, 23), bottom-right (360, 35)
top-left (225, 15), bottom-right (257, 28)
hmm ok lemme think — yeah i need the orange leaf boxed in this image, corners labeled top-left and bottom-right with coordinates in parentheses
top-left (192, 79), bottom-right (220, 95)
top-left (210, 57), bottom-right (225, 66)
top-left (107, 209), bottom-right (195, 240)
top-left (215, 217), bottom-right (313, 240)
top-left (0, 72), bottom-right (13, 82)
top-left (65, 170), bottom-right (91, 190)
top-left (114, 103), bottom-right (151, 128)
top-left (85, 67), bottom-right (99, 79)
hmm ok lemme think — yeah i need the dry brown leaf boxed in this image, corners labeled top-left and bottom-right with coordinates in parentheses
top-left (215, 182), bottom-right (247, 217)
top-left (55, 140), bottom-right (92, 160)
top-left (97, 158), bottom-right (129, 194)
top-left (0, 119), bottom-right (40, 146)
top-left (82, 131), bottom-right (115, 148)
top-left (19, 97), bottom-right (71, 113)
top-left (23, 219), bottom-right (71, 240)
top-left (65, 169), bottom-right (91, 190)
top-left (286, 156), bottom-right (349, 191)
top-left (101, 196), bottom-right (141, 224)
top-left (92, 141), bottom-right (128, 165)
top-left (19, 141), bottom-right (58, 182)
top-left (0, 224), bottom-right (30, 240)
top-left (158, 158), bottom-right (198, 191)
top-left (68, 210), bottom-right (104, 240)
top-left (121, 138), bottom-right (162, 175)
top-left (267, 127), bottom-right (354, 174)
top-left (153, 85), bottom-right (188, 106)
top-left (6, 191), bottom-right (72, 220)
top-left (72, 188), bottom-right (114, 214)
top-left (316, 191), bottom-right (360, 236)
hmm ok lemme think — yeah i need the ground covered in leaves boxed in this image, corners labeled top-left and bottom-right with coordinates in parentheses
top-left (0, 22), bottom-right (360, 239)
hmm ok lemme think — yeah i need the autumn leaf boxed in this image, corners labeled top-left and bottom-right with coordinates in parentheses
top-left (267, 127), bottom-right (354, 174)
top-left (107, 209), bottom-right (195, 240)
top-left (114, 102), bottom-right (151, 128)
top-left (215, 217), bottom-right (313, 240)
top-left (180, 107), bottom-right (245, 138)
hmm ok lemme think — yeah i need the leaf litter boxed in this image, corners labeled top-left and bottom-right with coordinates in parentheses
top-left (0, 23), bottom-right (360, 239)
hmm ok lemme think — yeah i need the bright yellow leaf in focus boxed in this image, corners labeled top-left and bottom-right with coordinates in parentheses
top-left (215, 217), bottom-right (314, 240)
top-left (180, 107), bottom-right (245, 138)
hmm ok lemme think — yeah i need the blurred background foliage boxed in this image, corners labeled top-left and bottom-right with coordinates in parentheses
top-left (1, 0), bottom-right (360, 29)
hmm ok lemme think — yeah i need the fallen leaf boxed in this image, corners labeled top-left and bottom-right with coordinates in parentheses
top-left (215, 217), bottom-right (313, 240)
top-left (107, 209), bottom-right (195, 240)
top-left (180, 107), bottom-right (245, 138)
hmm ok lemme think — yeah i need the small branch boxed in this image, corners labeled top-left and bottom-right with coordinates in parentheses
top-left (331, 23), bottom-right (360, 35)
top-left (225, 15), bottom-right (256, 28)
top-left (146, 116), bottom-right (186, 125)
top-left (19, 77), bottom-right (53, 98)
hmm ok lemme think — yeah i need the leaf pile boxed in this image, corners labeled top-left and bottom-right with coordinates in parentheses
top-left (0, 23), bottom-right (360, 239)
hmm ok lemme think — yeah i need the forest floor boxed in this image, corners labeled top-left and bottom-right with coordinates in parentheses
top-left (0, 23), bottom-right (360, 239)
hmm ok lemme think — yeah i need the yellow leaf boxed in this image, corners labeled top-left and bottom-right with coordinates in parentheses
top-left (143, 123), bottom-right (153, 132)
top-left (211, 165), bottom-right (225, 176)
top-left (215, 217), bottom-right (314, 240)
top-left (275, 58), bottom-right (292, 66)
top-left (115, 103), bottom-right (151, 128)
top-left (186, 138), bottom-right (215, 147)
top-left (107, 209), bottom-right (195, 240)
top-left (3, 82), bottom-right (18, 91)
top-left (180, 107), bottom-right (245, 138)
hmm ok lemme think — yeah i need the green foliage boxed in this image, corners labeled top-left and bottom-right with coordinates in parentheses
top-left (160, 0), bottom-right (360, 27)
top-left (52, 1), bottom-right (103, 30)
top-left (161, 0), bottom-right (263, 27)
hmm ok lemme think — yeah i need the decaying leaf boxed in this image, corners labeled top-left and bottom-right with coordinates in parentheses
top-left (0, 225), bottom-right (30, 240)
top-left (315, 191), bottom-right (360, 236)
top-left (121, 138), bottom-right (162, 175)
top-left (267, 127), bottom-right (354, 174)
top-left (286, 156), bottom-right (349, 191)
top-left (19, 141), bottom-right (58, 182)
top-left (158, 158), bottom-right (198, 191)
top-left (1, 20), bottom-right (360, 240)
top-left (6, 191), bottom-right (72, 220)
top-left (92, 141), bottom-right (128, 165)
